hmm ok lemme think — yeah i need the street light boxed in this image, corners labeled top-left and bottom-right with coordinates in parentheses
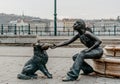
top-left (54, 0), bottom-right (57, 36)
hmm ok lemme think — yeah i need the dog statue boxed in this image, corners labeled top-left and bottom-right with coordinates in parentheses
top-left (17, 42), bottom-right (52, 80)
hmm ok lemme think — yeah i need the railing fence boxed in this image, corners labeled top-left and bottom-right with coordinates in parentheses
top-left (0, 24), bottom-right (120, 36)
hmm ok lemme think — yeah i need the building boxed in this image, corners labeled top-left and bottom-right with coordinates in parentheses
top-left (62, 19), bottom-right (76, 31)
top-left (49, 20), bottom-right (64, 31)
top-left (92, 19), bottom-right (120, 32)
top-left (28, 19), bottom-right (50, 32)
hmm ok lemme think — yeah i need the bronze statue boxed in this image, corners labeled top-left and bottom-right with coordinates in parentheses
top-left (17, 41), bottom-right (52, 80)
top-left (51, 19), bottom-right (103, 82)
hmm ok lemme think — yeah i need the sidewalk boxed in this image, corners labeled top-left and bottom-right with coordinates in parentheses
top-left (0, 46), bottom-right (120, 84)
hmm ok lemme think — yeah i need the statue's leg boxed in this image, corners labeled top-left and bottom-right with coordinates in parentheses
top-left (17, 64), bottom-right (38, 80)
top-left (72, 53), bottom-right (79, 61)
top-left (81, 61), bottom-right (94, 75)
top-left (67, 52), bottom-right (85, 80)
top-left (39, 65), bottom-right (52, 78)
top-left (81, 47), bottom-right (103, 75)
top-left (65, 47), bottom-right (103, 81)
top-left (72, 53), bottom-right (94, 74)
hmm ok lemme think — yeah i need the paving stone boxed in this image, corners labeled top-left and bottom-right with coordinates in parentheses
top-left (0, 47), bottom-right (120, 84)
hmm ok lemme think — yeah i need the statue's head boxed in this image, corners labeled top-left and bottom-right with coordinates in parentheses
top-left (41, 43), bottom-right (50, 50)
top-left (33, 41), bottom-right (43, 51)
top-left (73, 19), bottom-right (86, 31)
top-left (33, 40), bottom-right (51, 51)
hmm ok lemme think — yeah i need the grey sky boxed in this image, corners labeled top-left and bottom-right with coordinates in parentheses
top-left (0, 0), bottom-right (120, 19)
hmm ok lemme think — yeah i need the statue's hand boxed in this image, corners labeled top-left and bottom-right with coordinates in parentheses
top-left (41, 43), bottom-right (50, 50)
top-left (50, 44), bottom-right (57, 49)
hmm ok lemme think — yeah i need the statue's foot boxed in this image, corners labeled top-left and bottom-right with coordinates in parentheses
top-left (30, 74), bottom-right (38, 79)
top-left (17, 74), bottom-right (31, 80)
top-left (80, 73), bottom-right (88, 75)
top-left (17, 74), bottom-right (38, 80)
top-left (81, 72), bottom-right (96, 76)
top-left (80, 69), bottom-right (95, 75)
top-left (62, 76), bottom-right (76, 82)
top-left (46, 73), bottom-right (52, 79)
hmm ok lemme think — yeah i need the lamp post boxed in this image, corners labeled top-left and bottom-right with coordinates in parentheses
top-left (54, 0), bottom-right (57, 36)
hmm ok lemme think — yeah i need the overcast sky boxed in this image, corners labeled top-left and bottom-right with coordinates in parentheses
top-left (0, 0), bottom-right (120, 19)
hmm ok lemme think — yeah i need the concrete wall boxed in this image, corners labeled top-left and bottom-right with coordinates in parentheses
top-left (0, 35), bottom-right (37, 46)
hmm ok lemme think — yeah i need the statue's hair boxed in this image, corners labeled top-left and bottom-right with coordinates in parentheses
top-left (86, 27), bottom-right (93, 33)
top-left (76, 19), bottom-right (86, 28)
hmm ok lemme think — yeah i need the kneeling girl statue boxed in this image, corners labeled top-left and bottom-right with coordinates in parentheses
top-left (51, 19), bottom-right (103, 82)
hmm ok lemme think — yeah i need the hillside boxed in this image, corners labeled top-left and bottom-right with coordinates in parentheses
top-left (0, 13), bottom-right (49, 24)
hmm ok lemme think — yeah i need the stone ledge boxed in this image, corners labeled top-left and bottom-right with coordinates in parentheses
top-left (0, 35), bottom-right (37, 46)
top-left (93, 56), bottom-right (120, 77)
top-left (0, 35), bottom-right (36, 38)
